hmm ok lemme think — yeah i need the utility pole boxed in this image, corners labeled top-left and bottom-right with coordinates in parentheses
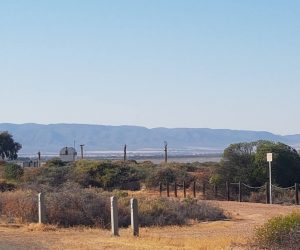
top-left (124, 144), bottom-right (127, 162)
top-left (80, 144), bottom-right (85, 159)
top-left (164, 141), bottom-right (168, 163)
top-left (267, 153), bottom-right (273, 204)
top-left (37, 151), bottom-right (41, 167)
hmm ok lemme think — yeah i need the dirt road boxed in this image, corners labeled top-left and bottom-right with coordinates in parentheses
top-left (0, 201), bottom-right (299, 250)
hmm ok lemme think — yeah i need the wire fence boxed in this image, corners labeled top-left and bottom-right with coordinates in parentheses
top-left (157, 181), bottom-right (300, 205)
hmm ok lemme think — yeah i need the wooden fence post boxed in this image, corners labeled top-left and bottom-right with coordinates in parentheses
top-left (38, 193), bottom-right (45, 224)
top-left (295, 183), bottom-right (299, 205)
top-left (130, 198), bottom-right (139, 236)
top-left (111, 196), bottom-right (119, 236)
top-left (159, 182), bottom-right (162, 197)
top-left (166, 182), bottom-right (170, 197)
top-left (183, 181), bottom-right (186, 198)
top-left (193, 181), bottom-right (196, 198)
top-left (266, 182), bottom-right (270, 204)
top-left (238, 181), bottom-right (242, 202)
top-left (226, 182), bottom-right (230, 201)
top-left (214, 184), bottom-right (218, 199)
top-left (174, 182), bottom-right (177, 198)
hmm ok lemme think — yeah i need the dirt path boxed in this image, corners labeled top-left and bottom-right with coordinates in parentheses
top-left (0, 201), bottom-right (299, 250)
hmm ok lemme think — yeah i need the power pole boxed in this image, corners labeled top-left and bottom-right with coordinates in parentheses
top-left (124, 144), bottom-right (127, 162)
top-left (80, 144), bottom-right (85, 159)
top-left (37, 151), bottom-right (41, 167)
top-left (164, 141), bottom-right (168, 163)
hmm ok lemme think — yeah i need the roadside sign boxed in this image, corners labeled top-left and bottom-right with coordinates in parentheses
top-left (267, 153), bottom-right (273, 162)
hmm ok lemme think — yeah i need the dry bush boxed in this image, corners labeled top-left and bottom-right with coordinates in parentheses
top-left (0, 187), bottom-right (226, 228)
top-left (0, 190), bottom-right (37, 223)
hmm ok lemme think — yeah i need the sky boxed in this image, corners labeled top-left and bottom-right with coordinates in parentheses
top-left (1, 0), bottom-right (300, 135)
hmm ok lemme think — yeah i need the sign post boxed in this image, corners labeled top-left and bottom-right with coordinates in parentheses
top-left (267, 153), bottom-right (273, 204)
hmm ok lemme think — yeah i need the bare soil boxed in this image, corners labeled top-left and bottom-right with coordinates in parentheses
top-left (0, 201), bottom-right (299, 250)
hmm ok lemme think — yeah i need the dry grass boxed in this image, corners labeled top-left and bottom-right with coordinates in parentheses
top-left (0, 199), bottom-right (299, 249)
top-left (0, 223), bottom-right (247, 250)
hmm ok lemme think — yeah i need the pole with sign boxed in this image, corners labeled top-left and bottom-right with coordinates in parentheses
top-left (267, 153), bottom-right (273, 204)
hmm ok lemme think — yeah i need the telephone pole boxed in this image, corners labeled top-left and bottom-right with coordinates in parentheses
top-left (164, 141), bottom-right (168, 163)
top-left (37, 151), bottom-right (41, 167)
top-left (80, 144), bottom-right (85, 159)
top-left (124, 144), bottom-right (127, 162)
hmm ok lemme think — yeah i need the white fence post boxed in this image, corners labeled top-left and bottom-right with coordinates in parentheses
top-left (131, 198), bottom-right (139, 236)
top-left (38, 193), bottom-right (45, 224)
top-left (111, 196), bottom-right (119, 236)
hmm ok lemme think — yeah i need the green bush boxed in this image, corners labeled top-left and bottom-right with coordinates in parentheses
top-left (254, 212), bottom-right (300, 249)
top-left (4, 163), bottom-right (24, 180)
top-left (72, 160), bottom-right (141, 189)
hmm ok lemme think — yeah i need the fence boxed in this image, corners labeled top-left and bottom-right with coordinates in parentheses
top-left (158, 181), bottom-right (300, 205)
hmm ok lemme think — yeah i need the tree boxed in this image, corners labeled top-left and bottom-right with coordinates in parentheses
top-left (0, 132), bottom-right (22, 160)
top-left (214, 140), bottom-right (300, 187)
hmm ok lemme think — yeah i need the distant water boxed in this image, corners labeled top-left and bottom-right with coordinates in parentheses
top-left (19, 150), bottom-right (222, 163)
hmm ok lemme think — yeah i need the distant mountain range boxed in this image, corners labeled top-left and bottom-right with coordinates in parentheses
top-left (0, 123), bottom-right (300, 154)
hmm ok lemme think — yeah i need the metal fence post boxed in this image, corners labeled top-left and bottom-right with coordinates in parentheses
top-left (193, 181), bottom-right (196, 198)
top-left (174, 182), bottom-right (177, 198)
top-left (183, 181), bottom-right (186, 198)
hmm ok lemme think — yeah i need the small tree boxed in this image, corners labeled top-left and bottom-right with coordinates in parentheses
top-left (0, 132), bottom-right (22, 160)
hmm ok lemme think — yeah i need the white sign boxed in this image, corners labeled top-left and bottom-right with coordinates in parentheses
top-left (267, 153), bottom-right (273, 162)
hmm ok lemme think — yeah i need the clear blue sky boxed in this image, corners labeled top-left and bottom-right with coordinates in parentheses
top-left (1, 1), bottom-right (300, 134)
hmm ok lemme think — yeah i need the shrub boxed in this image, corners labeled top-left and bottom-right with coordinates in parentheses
top-left (254, 212), bottom-right (300, 249)
top-left (0, 190), bottom-right (37, 223)
top-left (0, 188), bottom-right (226, 228)
top-left (138, 197), bottom-right (226, 226)
top-left (146, 166), bottom-right (194, 188)
top-left (22, 165), bottom-right (71, 188)
top-left (4, 163), bottom-right (24, 180)
top-left (72, 160), bottom-right (141, 189)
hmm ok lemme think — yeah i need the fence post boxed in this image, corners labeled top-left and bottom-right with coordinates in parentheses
top-left (38, 193), bottom-right (45, 224)
top-left (159, 182), bottom-right (162, 197)
top-left (238, 181), bottom-right (242, 202)
top-left (226, 182), bottom-right (230, 201)
top-left (174, 182), bottom-right (177, 198)
top-left (214, 184), bottom-right (218, 199)
top-left (183, 181), bottom-right (186, 198)
top-left (295, 183), bottom-right (299, 205)
top-left (193, 181), bottom-right (196, 198)
top-left (130, 198), bottom-right (139, 236)
top-left (266, 182), bottom-right (270, 204)
top-left (166, 182), bottom-right (170, 197)
top-left (202, 182), bottom-right (206, 197)
top-left (111, 196), bottom-right (119, 236)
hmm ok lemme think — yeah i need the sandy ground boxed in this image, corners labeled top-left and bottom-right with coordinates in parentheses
top-left (0, 201), bottom-right (299, 250)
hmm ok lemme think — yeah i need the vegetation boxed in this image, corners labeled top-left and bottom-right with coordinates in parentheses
top-left (0, 187), bottom-right (226, 227)
top-left (213, 140), bottom-right (300, 187)
top-left (4, 163), bottom-right (24, 181)
top-left (0, 132), bottom-right (22, 160)
top-left (254, 212), bottom-right (300, 249)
